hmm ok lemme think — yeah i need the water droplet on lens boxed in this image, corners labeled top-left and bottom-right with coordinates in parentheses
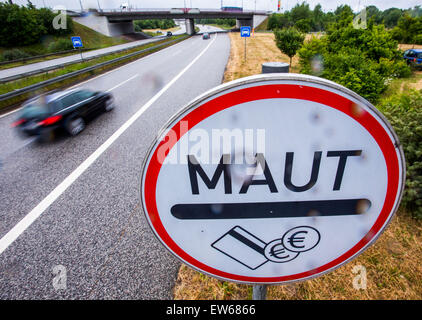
top-left (356, 199), bottom-right (371, 214)
top-left (211, 204), bottom-right (223, 215)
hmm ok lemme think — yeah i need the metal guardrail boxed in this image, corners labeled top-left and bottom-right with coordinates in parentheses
top-left (0, 36), bottom-right (171, 84)
top-left (0, 48), bottom-right (91, 67)
top-left (0, 36), bottom-right (188, 103)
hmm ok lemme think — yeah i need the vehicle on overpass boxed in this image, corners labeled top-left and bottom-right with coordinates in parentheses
top-left (12, 89), bottom-right (114, 140)
top-left (221, 6), bottom-right (243, 12)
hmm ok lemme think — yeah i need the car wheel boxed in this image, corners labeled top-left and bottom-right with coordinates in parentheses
top-left (66, 117), bottom-right (85, 136)
top-left (104, 98), bottom-right (115, 112)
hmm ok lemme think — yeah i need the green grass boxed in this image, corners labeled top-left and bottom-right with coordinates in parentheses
top-left (70, 21), bottom-right (128, 49)
top-left (378, 70), bottom-right (422, 103)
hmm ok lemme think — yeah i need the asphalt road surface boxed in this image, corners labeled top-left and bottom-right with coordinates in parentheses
top-left (0, 23), bottom-right (217, 81)
top-left (0, 31), bottom-right (230, 299)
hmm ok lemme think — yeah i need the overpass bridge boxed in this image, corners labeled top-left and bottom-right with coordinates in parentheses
top-left (73, 8), bottom-right (269, 37)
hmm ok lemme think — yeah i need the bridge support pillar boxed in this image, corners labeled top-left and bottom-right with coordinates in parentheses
top-left (185, 18), bottom-right (195, 35)
top-left (236, 18), bottom-right (253, 29)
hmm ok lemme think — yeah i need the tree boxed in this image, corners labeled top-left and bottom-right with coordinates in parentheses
top-left (312, 4), bottom-right (325, 31)
top-left (290, 2), bottom-right (312, 22)
top-left (274, 27), bottom-right (305, 68)
top-left (391, 14), bottom-right (422, 44)
top-left (382, 8), bottom-right (403, 28)
top-left (334, 5), bottom-right (353, 21)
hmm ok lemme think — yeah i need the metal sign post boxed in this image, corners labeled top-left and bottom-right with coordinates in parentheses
top-left (240, 26), bottom-right (251, 61)
top-left (140, 74), bottom-right (405, 301)
top-left (71, 36), bottom-right (84, 61)
top-left (244, 36), bottom-right (247, 61)
top-left (252, 64), bottom-right (291, 300)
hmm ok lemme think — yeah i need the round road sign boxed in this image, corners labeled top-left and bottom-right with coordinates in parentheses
top-left (140, 74), bottom-right (405, 284)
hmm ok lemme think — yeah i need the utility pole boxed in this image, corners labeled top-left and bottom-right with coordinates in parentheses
top-left (78, 0), bottom-right (83, 12)
top-left (97, 0), bottom-right (101, 11)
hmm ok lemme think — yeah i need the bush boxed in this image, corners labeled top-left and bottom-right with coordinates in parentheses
top-left (47, 39), bottom-right (74, 52)
top-left (1, 49), bottom-right (31, 61)
top-left (378, 90), bottom-right (422, 219)
top-left (323, 49), bottom-right (387, 102)
top-left (298, 16), bottom-right (411, 103)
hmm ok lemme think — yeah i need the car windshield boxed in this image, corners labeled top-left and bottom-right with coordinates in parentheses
top-left (418, 52), bottom-right (422, 59)
top-left (20, 97), bottom-right (50, 118)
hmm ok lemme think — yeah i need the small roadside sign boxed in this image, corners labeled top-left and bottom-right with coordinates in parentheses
top-left (71, 36), bottom-right (83, 48)
top-left (140, 74), bottom-right (405, 284)
top-left (240, 26), bottom-right (251, 37)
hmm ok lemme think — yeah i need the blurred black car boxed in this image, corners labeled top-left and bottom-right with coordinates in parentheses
top-left (202, 32), bottom-right (210, 40)
top-left (12, 89), bottom-right (114, 141)
top-left (166, 31), bottom-right (172, 37)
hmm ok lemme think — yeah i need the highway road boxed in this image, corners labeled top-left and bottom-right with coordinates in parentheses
top-left (0, 24), bottom-right (218, 81)
top-left (0, 31), bottom-right (230, 299)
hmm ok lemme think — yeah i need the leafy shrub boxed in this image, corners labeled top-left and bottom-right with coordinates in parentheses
top-left (1, 49), bottom-right (31, 61)
top-left (47, 39), bottom-right (74, 52)
top-left (298, 16), bottom-right (411, 103)
top-left (378, 90), bottom-right (422, 219)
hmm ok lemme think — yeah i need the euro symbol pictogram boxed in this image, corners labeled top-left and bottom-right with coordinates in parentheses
top-left (288, 231), bottom-right (308, 249)
top-left (264, 239), bottom-right (299, 263)
top-left (282, 226), bottom-right (321, 253)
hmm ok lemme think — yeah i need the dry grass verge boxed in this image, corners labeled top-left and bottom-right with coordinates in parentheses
top-left (173, 32), bottom-right (422, 300)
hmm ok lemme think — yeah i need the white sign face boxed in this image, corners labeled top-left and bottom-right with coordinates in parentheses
top-left (141, 74), bottom-right (405, 284)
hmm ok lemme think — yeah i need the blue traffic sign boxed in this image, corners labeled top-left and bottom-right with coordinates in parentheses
top-left (240, 26), bottom-right (251, 37)
top-left (71, 36), bottom-right (83, 48)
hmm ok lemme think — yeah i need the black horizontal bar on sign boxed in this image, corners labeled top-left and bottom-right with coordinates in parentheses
top-left (170, 199), bottom-right (371, 220)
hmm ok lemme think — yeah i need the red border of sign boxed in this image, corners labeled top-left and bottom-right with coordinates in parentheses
top-left (143, 84), bottom-right (400, 283)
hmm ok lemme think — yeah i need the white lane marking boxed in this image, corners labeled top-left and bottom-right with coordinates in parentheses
top-left (0, 33), bottom-right (218, 255)
top-left (106, 74), bottom-right (138, 92)
top-left (0, 108), bottom-right (20, 119)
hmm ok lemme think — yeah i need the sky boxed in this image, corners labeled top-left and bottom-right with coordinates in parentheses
top-left (7, 0), bottom-right (422, 13)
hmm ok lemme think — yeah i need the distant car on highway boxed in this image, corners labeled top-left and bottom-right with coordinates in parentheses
top-left (403, 49), bottom-right (422, 68)
top-left (202, 33), bottom-right (210, 40)
top-left (166, 31), bottom-right (173, 37)
top-left (12, 89), bottom-right (114, 141)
